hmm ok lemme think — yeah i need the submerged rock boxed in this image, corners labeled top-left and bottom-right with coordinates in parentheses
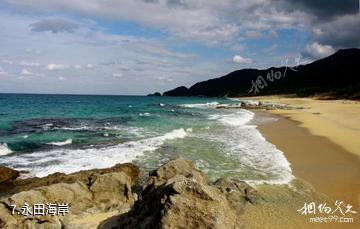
top-left (0, 164), bottom-right (140, 229)
top-left (99, 157), bottom-right (259, 229)
top-left (0, 167), bottom-right (19, 184)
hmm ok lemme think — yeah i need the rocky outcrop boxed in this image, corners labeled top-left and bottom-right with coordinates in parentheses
top-left (0, 164), bottom-right (140, 229)
top-left (0, 167), bottom-right (19, 185)
top-left (99, 157), bottom-right (260, 229)
top-left (9, 163), bottom-right (139, 195)
top-left (0, 157), bottom-right (260, 229)
top-left (147, 92), bottom-right (162, 96)
top-left (216, 101), bottom-right (293, 110)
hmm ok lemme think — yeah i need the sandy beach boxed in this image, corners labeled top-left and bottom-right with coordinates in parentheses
top-left (252, 96), bottom-right (360, 156)
top-left (248, 96), bottom-right (360, 227)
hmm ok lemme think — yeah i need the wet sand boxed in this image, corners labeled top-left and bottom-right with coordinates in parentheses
top-left (253, 111), bottom-right (360, 228)
top-left (257, 112), bottom-right (360, 208)
top-left (249, 96), bottom-right (360, 157)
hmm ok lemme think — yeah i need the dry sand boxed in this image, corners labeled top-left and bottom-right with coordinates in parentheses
top-left (245, 96), bottom-right (360, 228)
top-left (257, 112), bottom-right (360, 207)
top-left (251, 96), bottom-right (360, 156)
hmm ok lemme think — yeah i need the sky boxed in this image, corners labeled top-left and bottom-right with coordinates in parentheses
top-left (0, 0), bottom-right (359, 95)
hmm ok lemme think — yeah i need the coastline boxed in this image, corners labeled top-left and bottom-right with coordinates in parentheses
top-left (248, 97), bottom-right (360, 211)
top-left (249, 96), bottom-right (360, 157)
top-left (1, 95), bottom-right (359, 228)
top-left (257, 112), bottom-right (360, 207)
top-left (248, 107), bottom-right (360, 228)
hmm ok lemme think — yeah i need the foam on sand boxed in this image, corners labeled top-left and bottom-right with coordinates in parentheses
top-left (3, 128), bottom-right (187, 177)
top-left (208, 109), bottom-right (255, 126)
top-left (0, 143), bottom-right (13, 156)
top-left (207, 109), bottom-right (293, 185)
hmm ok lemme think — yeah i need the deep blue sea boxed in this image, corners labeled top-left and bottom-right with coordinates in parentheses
top-left (0, 94), bottom-right (292, 184)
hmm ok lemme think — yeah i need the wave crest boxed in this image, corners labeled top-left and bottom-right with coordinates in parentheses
top-left (0, 143), bottom-right (13, 156)
top-left (47, 139), bottom-right (72, 146)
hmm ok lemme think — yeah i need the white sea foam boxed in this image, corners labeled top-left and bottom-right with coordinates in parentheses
top-left (42, 123), bottom-right (54, 130)
top-left (227, 98), bottom-right (259, 106)
top-left (3, 128), bottom-right (187, 177)
top-left (47, 139), bottom-right (72, 146)
top-left (0, 143), bottom-right (13, 156)
top-left (208, 109), bottom-right (254, 126)
top-left (58, 125), bottom-right (144, 137)
top-left (139, 112), bottom-right (151, 117)
top-left (180, 101), bottom-right (219, 108)
top-left (207, 109), bottom-right (293, 185)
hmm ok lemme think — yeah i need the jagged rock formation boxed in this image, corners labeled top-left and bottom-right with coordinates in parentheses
top-left (99, 157), bottom-right (260, 229)
top-left (0, 157), bottom-right (260, 229)
top-left (0, 164), bottom-right (140, 229)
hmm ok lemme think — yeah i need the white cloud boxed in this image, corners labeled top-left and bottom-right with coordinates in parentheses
top-left (152, 76), bottom-right (173, 82)
top-left (305, 42), bottom-right (335, 58)
top-left (3, 0), bottom-right (308, 48)
top-left (58, 76), bottom-right (65, 80)
top-left (47, 64), bottom-right (69, 70)
top-left (0, 66), bottom-right (8, 75)
top-left (112, 73), bottom-right (123, 78)
top-left (3, 1), bottom-right (354, 94)
top-left (2, 59), bottom-right (13, 65)
top-left (20, 68), bottom-right (33, 75)
top-left (85, 64), bottom-right (95, 69)
top-left (233, 55), bottom-right (253, 64)
top-left (19, 61), bottom-right (40, 67)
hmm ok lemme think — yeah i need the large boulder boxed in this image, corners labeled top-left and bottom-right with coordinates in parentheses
top-left (0, 167), bottom-right (19, 184)
top-left (99, 157), bottom-right (259, 229)
top-left (0, 163), bottom-right (140, 229)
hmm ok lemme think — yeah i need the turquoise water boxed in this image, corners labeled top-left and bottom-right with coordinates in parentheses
top-left (0, 94), bottom-right (293, 184)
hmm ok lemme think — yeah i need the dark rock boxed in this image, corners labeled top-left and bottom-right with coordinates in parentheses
top-left (0, 167), bottom-right (19, 184)
top-left (147, 92), bottom-right (162, 96)
top-left (99, 157), bottom-right (259, 229)
top-left (0, 163), bottom-right (140, 228)
top-left (9, 163), bottom-right (140, 194)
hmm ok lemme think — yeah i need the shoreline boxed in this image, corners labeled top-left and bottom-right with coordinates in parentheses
top-left (252, 104), bottom-right (360, 210)
top-left (246, 96), bottom-right (360, 157)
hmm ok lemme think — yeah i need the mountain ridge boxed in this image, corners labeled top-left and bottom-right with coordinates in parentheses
top-left (162, 48), bottom-right (360, 99)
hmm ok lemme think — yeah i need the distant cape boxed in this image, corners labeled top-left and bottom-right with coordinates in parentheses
top-left (162, 48), bottom-right (360, 99)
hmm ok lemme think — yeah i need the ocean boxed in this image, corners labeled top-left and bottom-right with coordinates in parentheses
top-left (0, 94), bottom-right (293, 185)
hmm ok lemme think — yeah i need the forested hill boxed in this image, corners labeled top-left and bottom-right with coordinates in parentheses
top-left (162, 49), bottom-right (360, 99)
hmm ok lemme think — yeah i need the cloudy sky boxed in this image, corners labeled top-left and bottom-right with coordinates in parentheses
top-left (0, 0), bottom-right (359, 95)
